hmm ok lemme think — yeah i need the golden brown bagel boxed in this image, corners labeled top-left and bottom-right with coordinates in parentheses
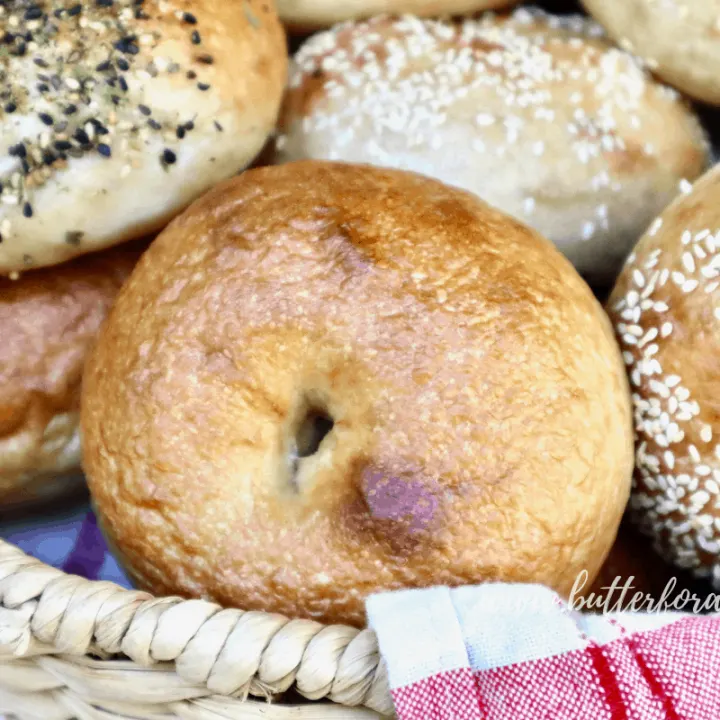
top-left (82, 161), bottom-right (634, 627)
top-left (609, 164), bottom-right (720, 588)
top-left (0, 242), bottom-right (143, 508)
top-left (0, 0), bottom-right (286, 274)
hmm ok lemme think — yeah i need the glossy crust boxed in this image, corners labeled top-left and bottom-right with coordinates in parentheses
top-left (277, 0), bottom-right (520, 30)
top-left (83, 161), bottom-right (634, 627)
top-left (582, 0), bottom-right (720, 105)
top-left (0, 0), bottom-right (286, 274)
top-left (609, 165), bottom-right (720, 588)
top-left (276, 8), bottom-right (709, 286)
top-left (0, 242), bottom-right (143, 507)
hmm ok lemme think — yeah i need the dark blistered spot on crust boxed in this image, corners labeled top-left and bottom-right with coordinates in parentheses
top-left (342, 459), bottom-right (444, 558)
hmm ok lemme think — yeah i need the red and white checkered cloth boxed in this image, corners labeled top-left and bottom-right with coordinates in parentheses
top-left (366, 584), bottom-right (720, 720)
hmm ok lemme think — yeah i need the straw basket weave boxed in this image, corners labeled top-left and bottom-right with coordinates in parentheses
top-left (0, 538), bottom-right (393, 720)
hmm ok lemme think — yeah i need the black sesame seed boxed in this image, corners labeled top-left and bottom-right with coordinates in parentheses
top-left (13, 41), bottom-right (27, 57)
top-left (119, 77), bottom-right (128, 92)
top-left (4, 102), bottom-right (16, 113)
top-left (117, 58), bottom-right (130, 71)
top-left (148, 118), bottom-right (161, 130)
top-left (63, 104), bottom-right (77, 115)
top-left (197, 82), bottom-right (210, 91)
top-left (186, 70), bottom-right (197, 79)
top-left (67, 3), bottom-right (82, 15)
top-left (191, 30), bottom-right (201, 44)
top-left (138, 104), bottom-right (151, 116)
top-left (39, 113), bottom-right (53, 126)
top-left (21, 159), bottom-right (30, 174)
top-left (9, 143), bottom-right (26, 158)
top-left (97, 143), bottom-right (112, 157)
top-left (42, 150), bottom-right (57, 165)
top-left (37, 83), bottom-right (50, 93)
top-left (24, 6), bottom-right (44, 21)
top-left (182, 12), bottom-right (197, 24)
top-left (22, 202), bottom-right (33, 218)
top-left (114, 36), bottom-right (139, 55)
top-left (161, 148), bottom-right (176, 165)
top-left (176, 125), bottom-right (185, 139)
top-left (184, 120), bottom-right (195, 131)
top-left (196, 54), bottom-right (213, 64)
top-left (96, 0), bottom-right (113, 6)
top-left (33, 57), bottom-right (49, 68)
top-left (54, 140), bottom-right (73, 151)
top-left (92, 120), bottom-right (109, 135)
top-left (214, 120), bottom-right (223, 132)
top-left (50, 75), bottom-right (62, 90)
top-left (73, 128), bottom-right (90, 144)
top-left (111, 94), bottom-right (121, 105)
top-left (96, 60), bottom-right (112, 72)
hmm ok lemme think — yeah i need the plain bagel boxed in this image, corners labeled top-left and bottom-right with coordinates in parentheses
top-left (82, 161), bottom-right (634, 627)
top-left (0, 242), bottom-right (143, 508)
top-left (582, 0), bottom-right (720, 106)
top-left (609, 164), bottom-right (720, 588)
top-left (276, 8), bottom-right (710, 286)
top-left (0, 0), bottom-right (286, 274)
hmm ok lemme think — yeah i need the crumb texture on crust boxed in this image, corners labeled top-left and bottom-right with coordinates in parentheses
top-left (276, 0), bottom-right (520, 29)
top-left (277, 8), bottom-right (709, 285)
top-left (0, 242), bottom-right (142, 503)
top-left (609, 164), bottom-right (720, 587)
top-left (582, 0), bottom-right (720, 105)
top-left (83, 161), bottom-right (633, 627)
top-left (0, 0), bottom-right (287, 273)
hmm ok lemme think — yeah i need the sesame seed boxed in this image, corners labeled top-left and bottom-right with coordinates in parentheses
top-left (161, 148), bottom-right (176, 165)
top-left (197, 82), bottom-right (210, 91)
top-left (182, 11), bottom-right (197, 24)
top-left (191, 30), bottom-right (201, 44)
top-left (97, 143), bottom-right (112, 157)
top-left (22, 202), bottom-right (33, 218)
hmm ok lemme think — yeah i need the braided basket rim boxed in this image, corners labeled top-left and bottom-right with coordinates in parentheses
top-left (0, 537), bottom-right (393, 719)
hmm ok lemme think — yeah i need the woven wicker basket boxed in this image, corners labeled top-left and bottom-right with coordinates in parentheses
top-left (0, 538), bottom-right (393, 720)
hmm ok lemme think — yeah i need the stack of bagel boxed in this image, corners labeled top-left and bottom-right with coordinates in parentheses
top-left (4, 0), bottom-right (720, 624)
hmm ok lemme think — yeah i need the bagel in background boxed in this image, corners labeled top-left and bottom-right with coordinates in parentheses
top-left (0, 0), bottom-right (286, 275)
top-left (582, 0), bottom-right (720, 106)
top-left (609, 164), bottom-right (720, 588)
top-left (276, 0), bottom-right (520, 31)
top-left (0, 242), bottom-right (144, 509)
top-left (276, 8), bottom-right (709, 286)
top-left (82, 161), bottom-right (633, 627)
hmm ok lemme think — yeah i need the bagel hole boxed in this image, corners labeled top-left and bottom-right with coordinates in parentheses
top-left (296, 408), bottom-right (334, 458)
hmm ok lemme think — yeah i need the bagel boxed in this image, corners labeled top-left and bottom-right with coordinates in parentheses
top-left (276, 9), bottom-right (709, 286)
top-left (609, 164), bottom-right (720, 588)
top-left (582, 0), bottom-right (720, 106)
top-left (0, 0), bottom-right (286, 274)
top-left (0, 242), bottom-right (143, 508)
top-left (276, 0), bottom-right (520, 31)
top-left (82, 161), bottom-right (633, 626)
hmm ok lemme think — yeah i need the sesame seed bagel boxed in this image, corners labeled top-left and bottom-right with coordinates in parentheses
top-left (276, 0), bottom-right (520, 31)
top-left (582, 0), bottom-right (720, 106)
top-left (82, 161), bottom-right (634, 627)
top-left (0, 0), bottom-right (286, 275)
top-left (276, 8), bottom-right (710, 286)
top-left (608, 164), bottom-right (720, 587)
top-left (0, 241), bottom-right (143, 508)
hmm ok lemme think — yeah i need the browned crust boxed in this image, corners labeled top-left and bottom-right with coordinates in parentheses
top-left (83, 161), bottom-right (633, 627)
top-left (0, 242), bottom-right (145, 504)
